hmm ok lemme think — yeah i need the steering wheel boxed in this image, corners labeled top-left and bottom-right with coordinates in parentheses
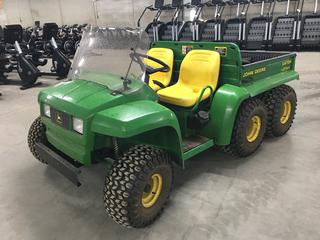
top-left (130, 51), bottom-right (170, 76)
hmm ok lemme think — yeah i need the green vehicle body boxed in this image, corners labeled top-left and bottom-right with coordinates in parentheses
top-left (38, 41), bottom-right (298, 168)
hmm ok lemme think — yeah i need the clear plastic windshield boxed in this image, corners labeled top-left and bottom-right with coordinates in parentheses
top-left (68, 26), bottom-right (150, 91)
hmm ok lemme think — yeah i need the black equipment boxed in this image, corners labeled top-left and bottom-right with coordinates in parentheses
top-left (61, 24), bottom-right (83, 57)
top-left (179, 0), bottom-right (205, 41)
top-left (35, 21), bottom-right (41, 28)
top-left (200, 0), bottom-right (227, 42)
top-left (4, 25), bottom-right (23, 44)
top-left (0, 25), bottom-right (21, 85)
top-left (166, 0), bottom-right (184, 41)
top-left (139, 0), bottom-right (183, 42)
top-left (161, 0), bottom-right (184, 41)
top-left (0, 26), bottom-right (4, 42)
top-left (4, 24), bottom-right (46, 70)
top-left (15, 38), bottom-right (71, 90)
top-left (43, 23), bottom-right (59, 40)
top-left (15, 41), bottom-right (41, 90)
top-left (299, 0), bottom-right (320, 49)
top-left (42, 23), bottom-right (59, 56)
top-left (0, 22), bottom-right (85, 91)
top-left (139, 0), bottom-right (167, 42)
top-left (50, 38), bottom-right (72, 79)
top-left (270, 0), bottom-right (305, 50)
top-left (222, 0), bottom-right (250, 47)
top-left (0, 55), bottom-right (13, 84)
top-left (245, 0), bottom-right (276, 50)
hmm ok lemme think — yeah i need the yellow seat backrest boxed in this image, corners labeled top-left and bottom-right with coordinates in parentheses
top-left (144, 48), bottom-right (174, 91)
top-left (157, 50), bottom-right (221, 107)
top-left (179, 50), bottom-right (220, 93)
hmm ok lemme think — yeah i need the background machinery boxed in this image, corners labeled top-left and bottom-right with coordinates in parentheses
top-left (245, 0), bottom-right (276, 50)
top-left (222, 0), bottom-right (250, 47)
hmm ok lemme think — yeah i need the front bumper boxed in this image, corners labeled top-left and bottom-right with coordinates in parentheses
top-left (35, 142), bottom-right (82, 187)
top-left (41, 116), bottom-right (90, 165)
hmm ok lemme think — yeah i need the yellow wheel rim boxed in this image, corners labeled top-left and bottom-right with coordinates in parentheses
top-left (142, 173), bottom-right (163, 208)
top-left (246, 115), bottom-right (262, 143)
top-left (280, 101), bottom-right (292, 124)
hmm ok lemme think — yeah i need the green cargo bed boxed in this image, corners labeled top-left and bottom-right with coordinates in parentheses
top-left (151, 42), bottom-right (299, 90)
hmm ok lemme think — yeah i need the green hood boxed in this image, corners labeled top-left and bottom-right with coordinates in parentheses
top-left (38, 79), bottom-right (157, 119)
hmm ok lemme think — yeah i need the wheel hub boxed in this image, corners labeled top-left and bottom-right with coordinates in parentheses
top-left (246, 115), bottom-right (262, 143)
top-left (142, 173), bottom-right (163, 208)
top-left (280, 100), bottom-right (292, 124)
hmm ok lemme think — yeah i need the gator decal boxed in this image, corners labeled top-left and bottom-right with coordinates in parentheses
top-left (281, 59), bottom-right (292, 72)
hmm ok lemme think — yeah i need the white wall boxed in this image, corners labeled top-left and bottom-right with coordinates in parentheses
top-left (0, 0), bottom-right (156, 27)
top-left (0, 0), bottom-right (318, 27)
top-left (1, 0), bottom-right (94, 26)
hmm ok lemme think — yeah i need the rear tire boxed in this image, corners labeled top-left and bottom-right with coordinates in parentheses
top-left (225, 98), bottom-right (267, 157)
top-left (28, 117), bottom-right (47, 164)
top-left (262, 85), bottom-right (297, 137)
top-left (104, 145), bottom-right (173, 228)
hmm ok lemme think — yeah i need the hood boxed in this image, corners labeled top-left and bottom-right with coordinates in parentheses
top-left (39, 79), bottom-right (157, 119)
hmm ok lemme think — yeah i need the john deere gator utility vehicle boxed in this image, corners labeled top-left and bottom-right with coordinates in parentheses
top-left (28, 26), bottom-right (298, 228)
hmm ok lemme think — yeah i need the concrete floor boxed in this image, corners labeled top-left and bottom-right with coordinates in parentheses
top-left (0, 52), bottom-right (319, 240)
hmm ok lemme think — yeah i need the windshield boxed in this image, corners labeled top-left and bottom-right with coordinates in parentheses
top-left (68, 26), bottom-right (150, 91)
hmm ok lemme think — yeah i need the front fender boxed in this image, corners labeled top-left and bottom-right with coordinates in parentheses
top-left (91, 100), bottom-right (183, 159)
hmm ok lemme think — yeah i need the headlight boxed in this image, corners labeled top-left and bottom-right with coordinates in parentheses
top-left (44, 104), bottom-right (51, 118)
top-left (73, 117), bottom-right (83, 134)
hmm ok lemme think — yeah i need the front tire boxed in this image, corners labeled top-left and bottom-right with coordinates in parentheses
top-left (225, 98), bottom-right (267, 157)
top-left (28, 117), bottom-right (47, 164)
top-left (262, 85), bottom-right (297, 137)
top-left (104, 145), bottom-right (173, 228)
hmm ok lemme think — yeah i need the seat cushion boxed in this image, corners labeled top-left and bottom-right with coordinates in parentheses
top-left (158, 83), bottom-right (212, 107)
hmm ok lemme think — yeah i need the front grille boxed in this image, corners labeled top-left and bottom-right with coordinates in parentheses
top-left (50, 108), bottom-right (70, 130)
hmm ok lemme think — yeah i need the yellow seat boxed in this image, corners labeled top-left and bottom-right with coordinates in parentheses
top-left (144, 48), bottom-right (174, 92)
top-left (157, 50), bottom-right (220, 107)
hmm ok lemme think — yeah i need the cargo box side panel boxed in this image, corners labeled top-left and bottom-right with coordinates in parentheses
top-left (241, 52), bottom-right (297, 83)
top-left (240, 52), bottom-right (299, 96)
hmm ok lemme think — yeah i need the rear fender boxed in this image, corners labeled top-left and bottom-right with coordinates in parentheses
top-left (206, 75), bottom-right (298, 145)
top-left (202, 84), bottom-right (250, 145)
